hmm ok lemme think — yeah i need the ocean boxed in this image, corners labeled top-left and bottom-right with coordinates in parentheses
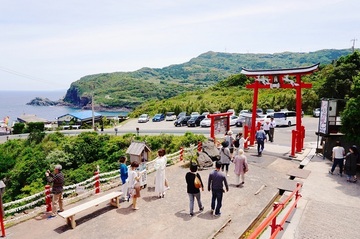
top-left (0, 91), bottom-right (127, 125)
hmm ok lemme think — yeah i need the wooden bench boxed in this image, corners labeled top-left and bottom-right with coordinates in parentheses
top-left (58, 191), bottom-right (122, 229)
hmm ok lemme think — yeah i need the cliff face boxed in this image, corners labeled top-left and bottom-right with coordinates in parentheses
top-left (63, 86), bottom-right (91, 108)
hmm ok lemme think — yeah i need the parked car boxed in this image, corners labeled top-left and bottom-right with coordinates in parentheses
top-left (187, 115), bottom-right (205, 127)
top-left (174, 116), bottom-right (190, 127)
top-left (227, 109), bottom-right (236, 116)
top-left (200, 117), bottom-right (211, 127)
top-left (152, 113), bottom-right (165, 122)
top-left (230, 115), bottom-right (239, 126)
top-left (177, 112), bottom-right (187, 119)
top-left (235, 115), bottom-right (246, 127)
top-left (266, 109), bottom-right (275, 114)
top-left (165, 112), bottom-right (176, 121)
top-left (201, 112), bottom-right (210, 116)
top-left (138, 114), bottom-right (149, 123)
top-left (190, 112), bottom-right (200, 116)
top-left (313, 108), bottom-right (320, 117)
top-left (239, 110), bottom-right (249, 116)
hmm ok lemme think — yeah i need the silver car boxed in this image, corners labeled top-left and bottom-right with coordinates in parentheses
top-left (138, 114), bottom-right (150, 123)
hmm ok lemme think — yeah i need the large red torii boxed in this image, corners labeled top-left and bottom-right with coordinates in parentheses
top-left (241, 63), bottom-right (319, 154)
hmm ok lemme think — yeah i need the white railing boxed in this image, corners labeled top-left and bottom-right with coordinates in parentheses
top-left (3, 145), bottom-right (198, 225)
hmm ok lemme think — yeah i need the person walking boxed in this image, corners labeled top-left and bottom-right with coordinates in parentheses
top-left (119, 156), bottom-right (129, 201)
top-left (154, 148), bottom-right (168, 198)
top-left (329, 141), bottom-right (345, 176)
top-left (233, 149), bottom-right (249, 187)
top-left (269, 117), bottom-right (276, 142)
top-left (128, 161), bottom-right (141, 210)
top-left (344, 145), bottom-right (359, 182)
top-left (233, 132), bottom-right (248, 155)
top-left (45, 164), bottom-right (65, 218)
top-left (262, 120), bottom-right (271, 141)
top-left (255, 126), bottom-right (267, 156)
top-left (185, 164), bottom-right (204, 217)
top-left (225, 130), bottom-right (235, 155)
top-left (220, 141), bottom-right (232, 176)
top-left (208, 161), bottom-right (229, 217)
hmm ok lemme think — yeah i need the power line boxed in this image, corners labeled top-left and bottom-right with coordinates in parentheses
top-left (0, 65), bottom-right (67, 87)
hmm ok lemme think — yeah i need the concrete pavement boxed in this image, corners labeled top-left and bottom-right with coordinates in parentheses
top-left (3, 141), bottom-right (360, 239)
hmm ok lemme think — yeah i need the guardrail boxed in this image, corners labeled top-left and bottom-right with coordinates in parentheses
top-left (247, 183), bottom-right (302, 239)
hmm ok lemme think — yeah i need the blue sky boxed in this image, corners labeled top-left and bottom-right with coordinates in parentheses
top-left (1, 0), bottom-right (359, 91)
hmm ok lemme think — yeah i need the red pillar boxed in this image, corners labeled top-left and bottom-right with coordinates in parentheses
top-left (0, 198), bottom-right (5, 237)
top-left (45, 185), bottom-right (52, 212)
top-left (301, 125), bottom-right (305, 150)
top-left (290, 130), bottom-right (297, 157)
top-left (244, 125), bottom-right (249, 149)
top-left (271, 202), bottom-right (280, 235)
top-left (197, 141), bottom-right (202, 152)
top-left (295, 74), bottom-right (303, 153)
top-left (250, 83), bottom-right (259, 146)
top-left (180, 147), bottom-right (184, 161)
top-left (94, 171), bottom-right (100, 194)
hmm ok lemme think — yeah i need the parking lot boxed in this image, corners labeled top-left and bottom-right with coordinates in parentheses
top-left (121, 116), bottom-right (319, 146)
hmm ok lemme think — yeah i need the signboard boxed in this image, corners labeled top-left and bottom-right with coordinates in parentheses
top-left (318, 100), bottom-right (328, 134)
top-left (214, 117), bottom-right (228, 136)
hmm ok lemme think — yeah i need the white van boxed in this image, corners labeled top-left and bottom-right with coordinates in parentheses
top-left (273, 111), bottom-right (296, 127)
top-left (165, 112), bottom-right (177, 121)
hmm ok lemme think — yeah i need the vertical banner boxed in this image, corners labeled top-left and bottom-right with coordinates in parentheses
top-left (318, 100), bottom-right (328, 134)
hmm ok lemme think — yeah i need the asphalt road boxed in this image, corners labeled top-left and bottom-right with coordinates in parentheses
top-left (0, 116), bottom-right (320, 146)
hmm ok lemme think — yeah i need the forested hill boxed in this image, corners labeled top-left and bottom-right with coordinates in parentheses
top-left (63, 49), bottom-right (353, 110)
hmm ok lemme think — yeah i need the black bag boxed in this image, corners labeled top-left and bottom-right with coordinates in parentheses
top-left (234, 137), bottom-right (240, 148)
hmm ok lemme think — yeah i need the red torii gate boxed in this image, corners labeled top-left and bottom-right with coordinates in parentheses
top-left (241, 63), bottom-right (319, 154)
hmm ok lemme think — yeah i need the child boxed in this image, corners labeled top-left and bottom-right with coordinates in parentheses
top-left (119, 156), bottom-right (129, 201)
top-left (129, 161), bottom-right (142, 210)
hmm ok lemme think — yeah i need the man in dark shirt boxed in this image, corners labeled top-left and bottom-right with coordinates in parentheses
top-left (208, 161), bottom-right (228, 216)
top-left (46, 164), bottom-right (65, 218)
top-left (255, 126), bottom-right (267, 156)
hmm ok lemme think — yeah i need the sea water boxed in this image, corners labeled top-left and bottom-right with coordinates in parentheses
top-left (0, 91), bottom-right (127, 125)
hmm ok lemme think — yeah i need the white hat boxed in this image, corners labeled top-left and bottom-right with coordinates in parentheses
top-left (227, 130), bottom-right (233, 135)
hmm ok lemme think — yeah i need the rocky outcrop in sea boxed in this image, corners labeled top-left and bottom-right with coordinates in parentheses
top-left (26, 97), bottom-right (62, 106)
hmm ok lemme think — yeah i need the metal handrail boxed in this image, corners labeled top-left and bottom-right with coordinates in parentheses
top-left (247, 183), bottom-right (302, 239)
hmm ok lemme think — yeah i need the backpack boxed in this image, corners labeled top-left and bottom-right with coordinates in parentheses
top-left (194, 174), bottom-right (201, 189)
top-left (234, 136), bottom-right (240, 148)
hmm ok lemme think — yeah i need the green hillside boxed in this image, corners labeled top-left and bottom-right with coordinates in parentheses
top-left (63, 49), bottom-right (353, 110)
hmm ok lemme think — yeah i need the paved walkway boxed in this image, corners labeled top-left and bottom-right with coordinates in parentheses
top-left (3, 142), bottom-right (360, 239)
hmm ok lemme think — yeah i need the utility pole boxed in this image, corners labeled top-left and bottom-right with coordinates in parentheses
top-left (91, 85), bottom-right (95, 131)
top-left (351, 38), bottom-right (357, 52)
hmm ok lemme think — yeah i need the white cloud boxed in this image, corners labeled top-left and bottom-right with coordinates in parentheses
top-left (0, 0), bottom-right (359, 90)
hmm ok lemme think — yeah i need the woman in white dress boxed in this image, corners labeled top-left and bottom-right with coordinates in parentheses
top-left (154, 148), bottom-right (168, 198)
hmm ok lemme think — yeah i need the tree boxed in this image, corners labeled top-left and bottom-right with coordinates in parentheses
top-left (340, 96), bottom-right (360, 142)
top-left (318, 51), bottom-right (360, 99)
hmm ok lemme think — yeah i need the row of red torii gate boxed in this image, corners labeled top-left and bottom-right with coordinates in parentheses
top-left (207, 63), bottom-right (319, 156)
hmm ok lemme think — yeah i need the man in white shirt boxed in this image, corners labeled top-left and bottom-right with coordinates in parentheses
top-left (269, 117), bottom-right (276, 142)
top-left (262, 121), bottom-right (271, 141)
top-left (329, 141), bottom-right (345, 176)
